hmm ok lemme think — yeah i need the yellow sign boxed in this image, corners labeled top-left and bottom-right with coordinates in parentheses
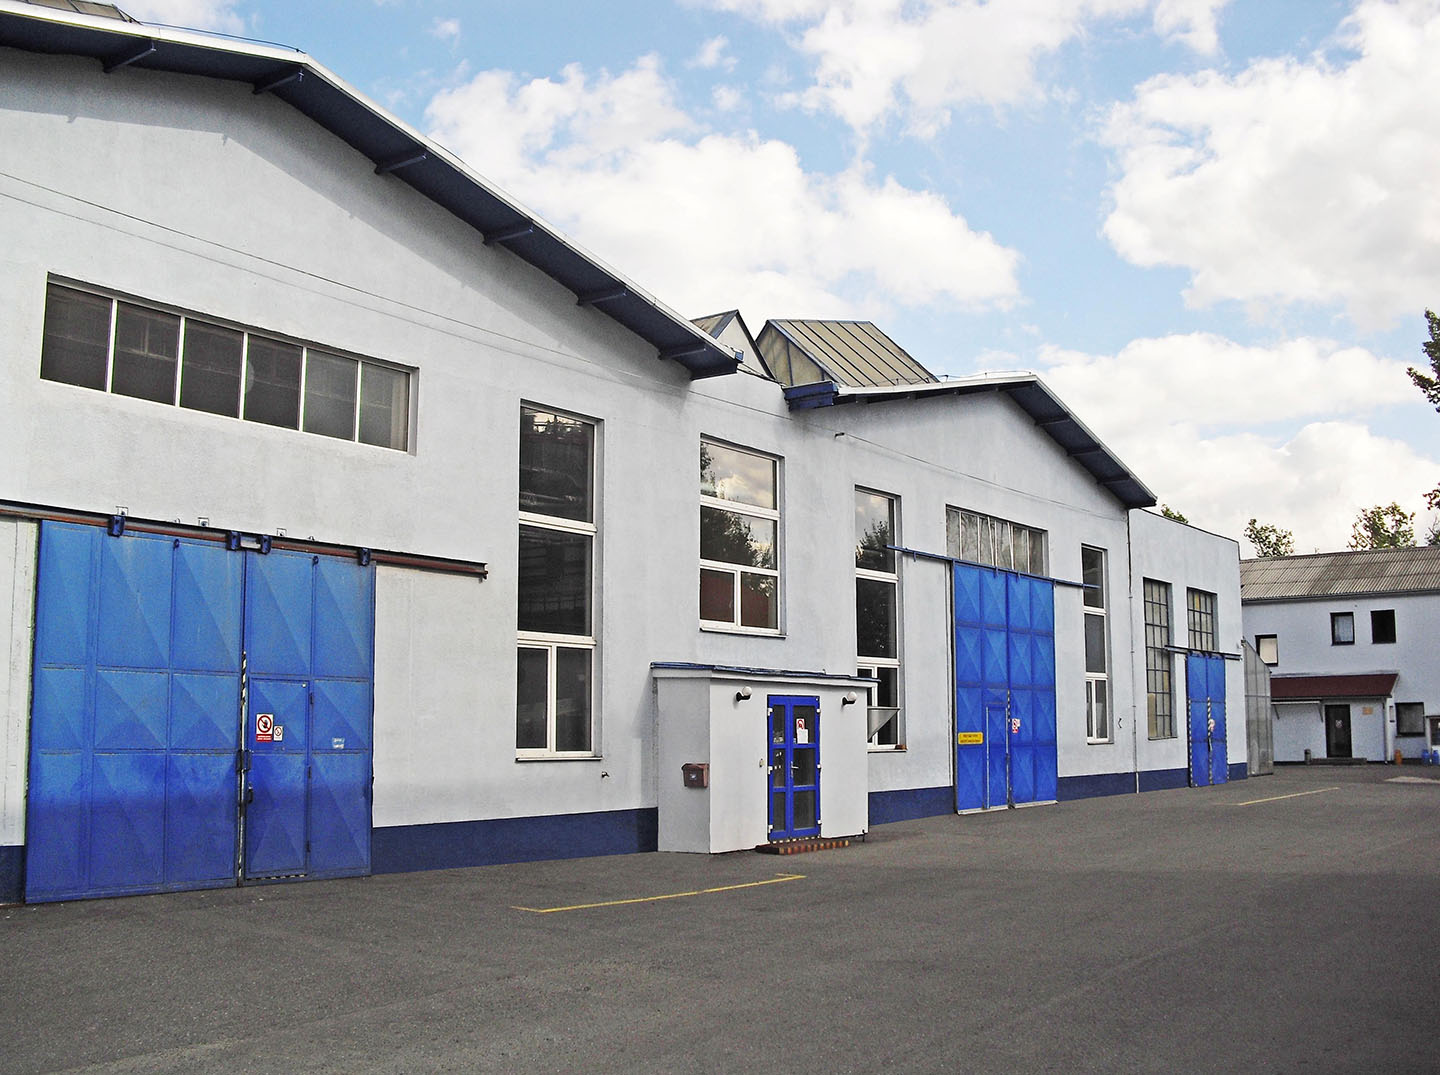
top-left (957, 731), bottom-right (984, 745)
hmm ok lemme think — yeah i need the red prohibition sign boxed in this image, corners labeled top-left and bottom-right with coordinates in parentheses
top-left (256, 713), bottom-right (274, 740)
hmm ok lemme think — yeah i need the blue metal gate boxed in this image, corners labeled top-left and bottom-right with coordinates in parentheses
top-left (767, 695), bottom-right (820, 839)
top-left (26, 522), bottom-right (373, 902)
top-left (954, 564), bottom-right (1057, 812)
top-left (1185, 653), bottom-right (1228, 787)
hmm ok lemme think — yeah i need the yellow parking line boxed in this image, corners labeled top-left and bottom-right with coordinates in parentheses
top-left (513, 872), bottom-right (805, 914)
top-left (1226, 786), bottom-right (1340, 806)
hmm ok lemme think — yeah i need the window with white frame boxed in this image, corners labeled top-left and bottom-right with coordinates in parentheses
top-left (1187, 589), bottom-right (1217, 651)
top-left (1083, 546), bottom-right (1110, 743)
top-left (517, 406), bottom-right (596, 755)
top-left (1143, 579), bottom-right (1175, 740)
top-left (699, 439), bottom-right (779, 631)
top-left (855, 489), bottom-right (901, 748)
top-left (945, 507), bottom-right (1047, 574)
top-left (39, 280), bottom-right (411, 449)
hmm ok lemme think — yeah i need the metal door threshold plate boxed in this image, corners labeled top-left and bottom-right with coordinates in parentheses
top-left (755, 837), bottom-right (850, 855)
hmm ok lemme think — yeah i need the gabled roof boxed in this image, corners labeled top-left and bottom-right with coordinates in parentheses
top-left (758, 319), bottom-right (937, 388)
top-left (1240, 546), bottom-right (1440, 602)
top-left (693, 310), bottom-right (772, 378)
top-left (0, 1), bottom-right (739, 379)
top-left (785, 372), bottom-right (1157, 511)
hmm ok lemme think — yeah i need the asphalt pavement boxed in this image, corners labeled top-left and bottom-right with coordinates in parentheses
top-left (2, 764), bottom-right (1438, 1074)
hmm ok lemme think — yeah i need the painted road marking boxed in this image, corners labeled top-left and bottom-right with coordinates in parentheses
top-left (1226, 786), bottom-right (1340, 807)
top-left (513, 873), bottom-right (805, 914)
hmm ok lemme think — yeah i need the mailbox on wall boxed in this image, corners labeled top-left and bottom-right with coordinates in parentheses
top-left (681, 762), bottom-right (709, 789)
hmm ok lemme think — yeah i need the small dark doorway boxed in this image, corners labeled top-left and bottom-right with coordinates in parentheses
top-left (1324, 704), bottom-right (1352, 759)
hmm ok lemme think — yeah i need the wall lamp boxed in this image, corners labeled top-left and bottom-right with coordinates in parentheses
top-left (842, 691), bottom-right (858, 706)
top-left (735, 686), bottom-right (752, 703)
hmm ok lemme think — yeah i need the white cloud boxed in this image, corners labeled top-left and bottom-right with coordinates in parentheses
top-left (1102, 0), bottom-right (1440, 327)
top-left (696, 0), bottom-right (1227, 137)
top-left (429, 17), bottom-right (461, 44)
top-left (423, 56), bottom-right (1020, 320)
top-left (120, 0), bottom-right (246, 33)
top-left (690, 35), bottom-right (737, 71)
top-left (1034, 332), bottom-right (1439, 550)
top-left (712, 84), bottom-right (744, 111)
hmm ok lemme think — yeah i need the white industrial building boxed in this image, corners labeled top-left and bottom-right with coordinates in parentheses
top-left (1241, 548), bottom-right (1440, 763)
top-left (0, 2), bottom-right (1249, 904)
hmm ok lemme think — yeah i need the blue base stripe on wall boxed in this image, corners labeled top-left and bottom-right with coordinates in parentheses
top-left (1138, 767), bottom-right (1189, 792)
top-left (1057, 772), bottom-right (1135, 800)
top-left (869, 786), bottom-right (953, 825)
top-left (372, 807), bottom-right (658, 874)
top-left (0, 845), bottom-right (22, 904)
top-left (1229, 762), bottom-right (1249, 781)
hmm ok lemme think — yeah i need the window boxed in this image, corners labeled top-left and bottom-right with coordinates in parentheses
top-left (1144, 579), bottom-right (1175, 740)
top-left (39, 280), bottom-right (411, 450)
top-left (1187, 589), bottom-right (1216, 651)
top-left (856, 489), bottom-right (901, 748)
top-left (1330, 611), bottom-right (1354, 646)
top-left (1083, 546), bottom-right (1109, 743)
top-left (1396, 702), bottom-right (1425, 737)
top-left (946, 508), bottom-right (1047, 574)
top-left (1370, 609), bottom-right (1396, 645)
top-left (1255, 635), bottom-right (1278, 666)
top-left (517, 407), bottom-right (596, 755)
top-left (700, 439), bottom-right (779, 631)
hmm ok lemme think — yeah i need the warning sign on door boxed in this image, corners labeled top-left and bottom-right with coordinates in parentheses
top-left (255, 713), bottom-right (274, 743)
top-left (795, 717), bottom-right (809, 744)
top-left (957, 731), bottom-right (984, 745)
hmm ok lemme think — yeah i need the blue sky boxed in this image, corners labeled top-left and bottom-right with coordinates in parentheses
top-left (128, 0), bottom-right (1440, 550)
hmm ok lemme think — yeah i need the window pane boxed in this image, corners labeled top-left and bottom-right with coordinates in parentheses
top-left (701, 441), bottom-right (775, 508)
top-left (1082, 547), bottom-right (1105, 608)
top-left (856, 577), bottom-right (897, 659)
top-left (41, 285), bottom-right (111, 390)
top-left (1257, 636), bottom-right (1278, 665)
top-left (303, 350), bottom-right (359, 440)
top-left (520, 408), bottom-right (593, 520)
top-left (1331, 613), bottom-right (1354, 645)
top-left (1012, 527), bottom-right (1029, 574)
top-left (1028, 530), bottom-right (1047, 575)
top-left (855, 491), bottom-right (895, 572)
top-left (111, 302), bottom-right (180, 403)
top-left (1088, 679), bottom-right (1109, 739)
top-left (358, 363), bottom-right (410, 450)
top-left (962, 513), bottom-right (980, 563)
top-left (244, 336), bottom-right (302, 428)
top-left (1084, 613), bottom-right (1107, 674)
top-left (1371, 609), bottom-right (1396, 644)
top-left (518, 526), bottom-right (591, 635)
top-left (700, 567), bottom-right (735, 623)
top-left (1396, 703), bottom-right (1425, 736)
top-left (992, 520), bottom-right (1012, 569)
top-left (179, 321), bottom-right (243, 417)
top-left (516, 647), bottom-right (548, 749)
top-left (555, 648), bottom-right (592, 752)
top-left (701, 507), bottom-right (776, 568)
top-left (739, 572), bottom-right (777, 630)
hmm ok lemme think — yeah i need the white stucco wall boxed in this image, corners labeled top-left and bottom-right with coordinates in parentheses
top-left (0, 520), bottom-right (38, 848)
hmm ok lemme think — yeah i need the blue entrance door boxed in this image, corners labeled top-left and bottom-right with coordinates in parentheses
top-left (1186, 653), bottom-right (1228, 786)
top-left (954, 564), bottom-right (1057, 812)
top-left (767, 696), bottom-right (820, 840)
top-left (26, 522), bottom-right (373, 902)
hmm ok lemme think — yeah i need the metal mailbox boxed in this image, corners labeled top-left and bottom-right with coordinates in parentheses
top-left (681, 762), bottom-right (709, 789)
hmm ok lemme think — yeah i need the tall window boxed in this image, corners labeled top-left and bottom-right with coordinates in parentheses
top-left (946, 508), bottom-right (1047, 574)
top-left (1083, 546), bottom-right (1109, 743)
top-left (1187, 589), bottom-right (1217, 651)
top-left (39, 281), bottom-right (411, 449)
top-left (855, 489), bottom-right (901, 748)
top-left (517, 407), bottom-right (596, 755)
top-left (700, 439), bottom-right (779, 631)
top-left (1143, 579), bottom-right (1175, 740)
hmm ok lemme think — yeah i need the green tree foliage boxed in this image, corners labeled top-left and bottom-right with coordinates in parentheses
top-left (1159, 504), bottom-right (1188, 523)
top-left (1348, 503), bottom-right (1415, 550)
top-left (1408, 310), bottom-right (1440, 511)
top-left (1426, 517), bottom-right (1440, 546)
top-left (1244, 518), bottom-right (1294, 557)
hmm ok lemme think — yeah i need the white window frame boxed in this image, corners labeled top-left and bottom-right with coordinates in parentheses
top-left (856, 488), bottom-right (902, 750)
top-left (516, 406), bottom-right (598, 758)
top-left (1083, 545), bottom-right (1110, 744)
top-left (699, 438), bottom-right (781, 634)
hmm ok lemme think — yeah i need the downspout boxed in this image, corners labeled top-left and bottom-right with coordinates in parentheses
top-left (1127, 511), bottom-right (1140, 793)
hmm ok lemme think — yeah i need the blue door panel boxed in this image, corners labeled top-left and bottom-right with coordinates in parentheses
top-left (309, 752), bottom-right (371, 874)
top-left (89, 751), bottom-right (167, 889)
top-left (314, 559), bottom-right (374, 679)
top-left (172, 543), bottom-right (243, 673)
top-left (246, 753), bottom-right (308, 876)
top-left (31, 667), bottom-right (87, 751)
top-left (244, 552), bottom-right (313, 677)
top-left (94, 669), bottom-right (168, 751)
top-left (97, 536), bottom-right (172, 670)
top-left (171, 673), bottom-right (241, 750)
top-left (767, 696), bottom-right (820, 839)
top-left (25, 752), bottom-right (86, 898)
top-left (165, 753), bottom-right (238, 886)
top-left (34, 524), bottom-right (95, 665)
top-left (312, 680), bottom-right (372, 750)
top-left (1186, 654), bottom-right (1228, 787)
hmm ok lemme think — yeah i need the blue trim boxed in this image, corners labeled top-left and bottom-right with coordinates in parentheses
top-left (1228, 762), bottom-right (1249, 781)
top-left (0, 845), bottom-right (22, 904)
top-left (1057, 772), bottom-right (1135, 800)
top-left (869, 786), bottom-right (952, 825)
top-left (1138, 767), bottom-right (1189, 792)
top-left (372, 808), bottom-right (658, 874)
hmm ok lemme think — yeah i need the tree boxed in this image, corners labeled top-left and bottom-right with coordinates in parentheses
top-left (1348, 503), bottom-right (1415, 550)
top-left (1159, 504), bottom-right (1188, 523)
top-left (1427, 517), bottom-right (1440, 546)
top-left (1244, 518), bottom-right (1294, 558)
top-left (1408, 310), bottom-right (1440, 511)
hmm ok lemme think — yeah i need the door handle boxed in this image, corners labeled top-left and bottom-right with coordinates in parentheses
top-left (245, 787), bottom-right (254, 805)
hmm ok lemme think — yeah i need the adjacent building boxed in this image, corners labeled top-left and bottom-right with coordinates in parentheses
top-left (1, 2), bottom-right (1249, 904)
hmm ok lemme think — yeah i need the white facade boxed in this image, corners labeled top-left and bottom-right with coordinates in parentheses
top-left (0, 13), bottom-right (1248, 902)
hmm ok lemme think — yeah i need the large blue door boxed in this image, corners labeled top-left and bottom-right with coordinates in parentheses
top-left (26, 522), bottom-right (373, 902)
top-left (1186, 653), bottom-right (1228, 787)
top-left (767, 696), bottom-right (820, 840)
top-left (954, 564), bottom-right (1056, 812)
